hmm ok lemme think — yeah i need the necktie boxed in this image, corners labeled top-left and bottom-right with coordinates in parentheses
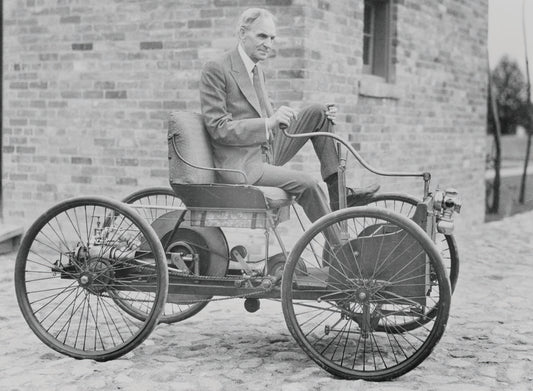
top-left (252, 65), bottom-right (268, 118)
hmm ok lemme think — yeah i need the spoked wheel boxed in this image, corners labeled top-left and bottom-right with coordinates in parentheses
top-left (122, 187), bottom-right (184, 226)
top-left (14, 196), bottom-right (168, 361)
top-left (121, 187), bottom-right (224, 324)
top-left (352, 193), bottom-right (459, 332)
top-left (282, 207), bottom-right (451, 381)
top-left (351, 193), bottom-right (459, 293)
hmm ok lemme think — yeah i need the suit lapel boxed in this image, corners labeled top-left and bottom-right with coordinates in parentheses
top-left (229, 49), bottom-right (263, 117)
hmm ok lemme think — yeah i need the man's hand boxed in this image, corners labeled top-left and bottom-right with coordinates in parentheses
top-left (267, 105), bottom-right (298, 130)
top-left (325, 104), bottom-right (337, 124)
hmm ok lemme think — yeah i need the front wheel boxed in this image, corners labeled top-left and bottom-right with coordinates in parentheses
top-left (282, 207), bottom-right (451, 381)
top-left (14, 196), bottom-right (168, 361)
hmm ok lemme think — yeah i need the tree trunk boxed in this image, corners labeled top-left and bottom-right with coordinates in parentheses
top-left (519, 133), bottom-right (532, 203)
top-left (519, 0), bottom-right (532, 204)
top-left (488, 77), bottom-right (502, 214)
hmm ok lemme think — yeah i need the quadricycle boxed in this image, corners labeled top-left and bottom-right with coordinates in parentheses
top-left (15, 111), bottom-right (461, 381)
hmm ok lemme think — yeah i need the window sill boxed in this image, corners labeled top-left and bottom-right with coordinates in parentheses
top-left (358, 74), bottom-right (401, 100)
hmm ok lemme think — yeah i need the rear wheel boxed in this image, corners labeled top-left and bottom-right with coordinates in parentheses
top-left (121, 187), bottom-right (227, 324)
top-left (14, 196), bottom-right (168, 361)
top-left (282, 207), bottom-right (451, 381)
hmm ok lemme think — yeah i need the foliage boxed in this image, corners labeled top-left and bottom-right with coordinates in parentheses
top-left (487, 56), bottom-right (531, 135)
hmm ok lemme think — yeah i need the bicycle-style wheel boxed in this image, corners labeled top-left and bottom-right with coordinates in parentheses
top-left (352, 193), bottom-right (459, 293)
top-left (282, 207), bottom-right (451, 381)
top-left (15, 196), bottom-right (168, 361)
top-left (121, 187), bottom-right (217, 323)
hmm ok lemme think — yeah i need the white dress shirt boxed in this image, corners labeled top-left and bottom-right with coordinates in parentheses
top-left (238, 43), bottom-right (256, 84)
top-left (238, 44), bottom-right (270, 137)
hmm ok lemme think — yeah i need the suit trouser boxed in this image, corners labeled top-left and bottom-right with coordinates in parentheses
top-left (253, 104), bottom-right (339, 224)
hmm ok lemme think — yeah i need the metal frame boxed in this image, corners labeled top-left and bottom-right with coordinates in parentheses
top-left (170, 135), bottom-right (249, 183)
top-left (279, 126), bottom-right (432, 197)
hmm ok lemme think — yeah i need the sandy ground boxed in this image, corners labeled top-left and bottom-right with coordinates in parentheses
top-left (1, 211), bottom-right (532, 391)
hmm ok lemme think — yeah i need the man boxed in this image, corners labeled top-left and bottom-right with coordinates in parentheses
top-left (199, 8), bottom-right (379, 225)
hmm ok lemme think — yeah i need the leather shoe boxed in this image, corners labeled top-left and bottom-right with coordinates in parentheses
top-left (346, 184), bottom-right (380, 206)
top-left (330, 183), bottom-right (380, 210)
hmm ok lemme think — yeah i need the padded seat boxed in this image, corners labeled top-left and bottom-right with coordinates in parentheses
top-left (256, 186), bottom-right (292, 209)
top-left (170, 183), bottom-right (292, 211)
top-left (168, 112), bottom-right (293, 228)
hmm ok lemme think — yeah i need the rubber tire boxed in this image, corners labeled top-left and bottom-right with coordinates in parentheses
top-left (14, 196), bottom-right (168, 361)
top-left (121, 187), bottom-right (210, 324)
top-left (281, 207), bottom-right (451, 381)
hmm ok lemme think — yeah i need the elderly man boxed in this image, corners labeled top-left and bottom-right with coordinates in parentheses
top-left (199, 8), bottom-right (378, 224)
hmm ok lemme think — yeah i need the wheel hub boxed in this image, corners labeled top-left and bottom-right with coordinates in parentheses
top-left (79, 274), bottom-right (91, 286)
top-left (78, 257), bottom-right (114, 294)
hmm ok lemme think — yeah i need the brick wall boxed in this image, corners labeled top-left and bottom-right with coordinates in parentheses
top-left (288, 0), bottom-right (488, 227)
top-left (2, 0), bottom-right (487, 231)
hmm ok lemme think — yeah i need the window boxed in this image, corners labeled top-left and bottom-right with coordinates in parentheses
top-left (363, 0), bottom-right (393, 81)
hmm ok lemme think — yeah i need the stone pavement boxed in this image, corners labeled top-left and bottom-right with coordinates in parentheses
top-left (1, 211), bottom-right (532, 391)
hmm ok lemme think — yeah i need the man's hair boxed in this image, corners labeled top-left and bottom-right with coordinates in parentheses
top-left (236, 8), bottom-right (275, 35)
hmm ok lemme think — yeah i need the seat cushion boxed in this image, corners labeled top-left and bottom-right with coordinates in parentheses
top-left (255, 186), bottom-right (293, 209)
top-left (168, 111), bottom-right (216, 184)
top-left (171, 183), bottom-right (292, 210)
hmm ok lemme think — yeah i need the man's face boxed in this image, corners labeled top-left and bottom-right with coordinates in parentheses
top-left (239, 16), bottom-right (276, 63)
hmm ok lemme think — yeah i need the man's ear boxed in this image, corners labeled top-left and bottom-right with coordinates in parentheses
top-left (238, 27), bottom-right (246, 41)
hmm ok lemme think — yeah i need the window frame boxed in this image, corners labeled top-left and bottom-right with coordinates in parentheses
top-left (362, 0), bottom-right (393, 82)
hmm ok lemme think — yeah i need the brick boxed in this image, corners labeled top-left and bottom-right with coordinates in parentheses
top-left (30, 100), bottom-right (46, 108)
top-left (19, 72), bottom-right (38, 80)
top-left (39, 53), bottom-right (59, 61)
top-left (139, 101), bottom-right (162, 109)
top-left (278, 48), bottom-right (305, 57)
top-left (29, 81), bottom-right (48, 89)
top-left (71, 176), bottom-right (92, 184)
top-left (71, 157), bottom-right (92, 165)
top-left (163, 101), bottom-right (187, 110)
top-left (116, 158), bottom-right (139, 167)
top-left (9, 173), bottom-right (29, 181)
top-left (16, 146), bottom-right (36, 154)
top-left (214, 0), bottom-right (237, 6)
top-left (36, 184), bottom-right (57, 192)
top-left (116, 177), bottom-right (138, 186)
top-left (61, 91), bottom-right (82, 99)
top-left (9, 82), bottom-right (28, 89)
top-left (266, 0), bottom-right (293, 5)
top-left (94, 81), bottom-right (115, 89)
top-left (94, 138), bottom-right (115, 147)
top-left (105, 90), bottom-right (127, 99)
top-left (187, 20), bottom-right (212, 29)
top-left (10, 119), bottom-right (28, 126)
top-left (48, 101), bottom-right (68, 108)
top-left (200, 9), bottom-right (223, 18)
top-left (60, 15), bottom-right (81, 23)
top-left (278, 70), bottom-right (306, 79)
top-left (103, 32), bottom-right (125, 41)
top-left (72, 43), bottom-right (93, 51)
top-left (83, 91), bottom-right (103, 99)
top-left (150, 169), bottom-right (167, 178)
top-left (140, 41), bottom-right (163, 50)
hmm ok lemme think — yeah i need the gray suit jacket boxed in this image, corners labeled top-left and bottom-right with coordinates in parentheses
top-left (199, 48), bottom-right (274, 184)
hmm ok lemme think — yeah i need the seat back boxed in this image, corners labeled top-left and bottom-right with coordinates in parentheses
top-left (168, 111), bottom-right (215, 184)
top-left (167, 112), bottom-right (292, 229)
